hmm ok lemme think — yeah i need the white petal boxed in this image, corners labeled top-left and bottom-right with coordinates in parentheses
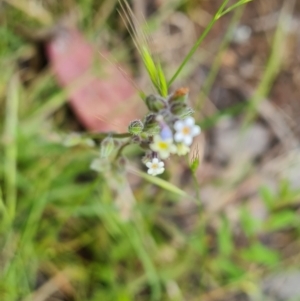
top-left (153, 135), bottom-right (161, 142)
top-left (159, 151), bottom-right (169, 159)
top-left (177, 144), bottom-right (190, 155)
top-left (146, 162), bottom-right (152, 168)
top-left (152, 158), bottom-right (159, 164)
top-left (147, 168), bottom-right (154, 175)
top-left (183, 135), bottom-right (193, 146)
top-left (150, 144), bottom-right (158, 152)
top-left (170, 144), bottom-right (177, 153)
top-left (174, 120), bottom-right (184, 131)
top-left (174, 132), bottom-right (183, 142)
top-left (158, 162), bottom-right (164, 167)
top-left (165, 138), bottom-right (174, 144)
top-left (185, 117), bottom-right (195, 126)
top-left (157, 167), bottom-right (164, 174)
top-left (192, 125), bottom-right (201, 136)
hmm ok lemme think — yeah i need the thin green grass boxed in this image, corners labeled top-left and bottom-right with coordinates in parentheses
top-left (196, 5), bottom-right (245, 110)
top-left (219, 0), bottom-right (253, 17)
top-left (167, 0), bottom-right (254, 88)
top-left (244, 0), bottom-right (293, 125)
top-left (128, 167), bottom-right (187, 198)
top-left (1, 1), bottom-right (300, 301)
top-left (3, 74), bottom-right (19, 221)
top-left (120, 0), bottom-right (253, 96)
top-left (168, 0), bottom-right (230, 87)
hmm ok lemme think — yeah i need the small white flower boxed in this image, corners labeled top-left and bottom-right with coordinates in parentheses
top-left (174, 117), bottom-right (201, 146)
top-left (150, 135), bottom-right (177, 159)
top-left (176, 143), bottom-right (190, 156)
top-left (146, 158), bottom-right (165, 176)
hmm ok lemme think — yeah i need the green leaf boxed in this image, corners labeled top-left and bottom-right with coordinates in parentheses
top-left (190, 157), bottom-right (200, 174)
top-left (240, 205), bottom-right (260, 237)
top-left (142, 47), bottom-right (157, 85)
top-left (190, 227), bottom-right (208, 255)
top-left (259, 185), bottom-right (275, 209)
top-left (217, 216), bottom-right (233, 257)
top-left (157, 64), bottom-right (168, 97)
top-left (241, 243), bottom-right (280, 266)
top-left (279, 179), bottom-right (292, 200)
top-left (141, 47), bottom-right (167, 96)
top-left (265, 211), bottom-right (296, 231)
top-left (214, 257), bottom-right (244, 280)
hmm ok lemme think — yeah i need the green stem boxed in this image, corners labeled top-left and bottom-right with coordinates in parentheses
top-left (115, 140), bottom-right (131, 160)
top-left (243, 0), bottom-right (292, 126)
top-left (219, 0), bottom-right (252, 17)
top-left (191, 171), bottom-right (201, 205)
top-left (85, 132), bottom-right (132, 140)
top-left (185, 154), bottom-right (201, 205)
top-left (167, 0), bottom-right (230, 87)
top-left (196, 5), bottom-right (245, 110)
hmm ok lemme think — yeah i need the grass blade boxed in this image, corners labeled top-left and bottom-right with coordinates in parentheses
top-left (127, 167), bottom-right (187, 198)
top-left (218, 0), bottom-right (253, 18)
top-left (244, 0), bottom-right (294, 125)
top-left (168, 0), bottom-right (230, 86)
top-left (196, 5), bottom-right (245, 110)
top-left (3, 74), bottom-right (19, 220)
top-left (157, 63), bottom-right (168, 97)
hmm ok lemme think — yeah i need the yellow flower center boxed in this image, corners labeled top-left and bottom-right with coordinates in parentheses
top-left (158, 141), bottom-right (168, 150)
top-left (182, 126), bottom-right (191, 135)
top-left (152, 163), bottom-right (158, 169)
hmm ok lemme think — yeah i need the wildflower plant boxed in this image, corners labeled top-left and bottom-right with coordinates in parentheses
top-left (140, 89), bottom-right (201, 175)
top-left (81, 1), bottom-right (202, 177)
top-left (87, 86), bottom-right (200, 177)
top-left (62, 1), bottom-right (203, 178)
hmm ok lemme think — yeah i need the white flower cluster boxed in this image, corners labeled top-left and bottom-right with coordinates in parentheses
top-left (146, 158), bottom-right (165, 176)
top-left (146, 116), bottom-right (201, 176)
top-left (87, 88), bottom-right (201, 178)
top-left (174, 117), bottom-right (201, 146)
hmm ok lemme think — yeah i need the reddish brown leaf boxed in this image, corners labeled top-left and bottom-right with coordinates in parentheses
top-left (46, 26), bottom-right (141, 132)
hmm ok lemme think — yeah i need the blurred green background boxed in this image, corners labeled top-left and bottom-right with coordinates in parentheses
top-left (1, 0), bottom-right (300, 300)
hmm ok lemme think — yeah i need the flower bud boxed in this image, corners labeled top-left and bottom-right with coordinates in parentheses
top-left (168, 87), bottom-right (189, 103)
top-left (128, 119), bottom-right (144, 135)
top-left (143, 113), bottom-right (160, 135)
top-left (178, 107), bottom-right (194, 119)
top-left (190, 147), bottom-right (200, 173)
top-left (100, 136), bottom-right (115, 158)
top-left (145, 94), bottom-right (166, 112)
top-left (170, 101), bottom-right (188, 116)
top-left (190, 156), bottom-right (200, 173)
top-left (131, 135), bottom-right (141, 144)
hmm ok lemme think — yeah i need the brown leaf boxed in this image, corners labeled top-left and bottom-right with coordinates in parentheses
top-left (46, 26), bottom-right (142, 132)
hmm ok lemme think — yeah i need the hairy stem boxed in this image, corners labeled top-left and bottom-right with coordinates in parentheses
top-left (85, 132), bottom-right (132, 140)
